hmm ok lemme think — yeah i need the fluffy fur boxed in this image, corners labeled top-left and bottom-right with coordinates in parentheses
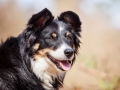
top-left (0, 8), bottom-right (81, 90)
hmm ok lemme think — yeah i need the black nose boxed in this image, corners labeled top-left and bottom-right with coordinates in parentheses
top-left (64, 49), bottom-right (74, 58)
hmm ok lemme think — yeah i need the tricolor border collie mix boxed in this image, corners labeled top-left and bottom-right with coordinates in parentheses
top-left (0, 8), bottom-right (81, 90)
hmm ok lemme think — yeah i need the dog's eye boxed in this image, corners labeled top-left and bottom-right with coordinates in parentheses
top-left (66, 35), bottom-right (72, 40)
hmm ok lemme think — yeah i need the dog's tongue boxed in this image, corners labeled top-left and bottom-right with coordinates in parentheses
top-left (59, 61), bottom-right (71, 71)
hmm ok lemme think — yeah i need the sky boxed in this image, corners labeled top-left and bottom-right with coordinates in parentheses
top-left (79, 0), bottom-right (120, 29)
top-left (16, 0), bottom-right (57, 13)
top-left (0, 0), bottom-right (120, 29)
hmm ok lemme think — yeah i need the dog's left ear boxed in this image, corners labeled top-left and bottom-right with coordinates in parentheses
top-left (28, 8), bottom-right (54, 28)
top-left (58, 11), bottom-right (81, 34)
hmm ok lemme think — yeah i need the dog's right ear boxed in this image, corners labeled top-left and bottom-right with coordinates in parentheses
top-left (27, 8), bottom-right (54, 28)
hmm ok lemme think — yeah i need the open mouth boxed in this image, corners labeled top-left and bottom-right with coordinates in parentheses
top-left (47, 54), bottom-right (71, 71)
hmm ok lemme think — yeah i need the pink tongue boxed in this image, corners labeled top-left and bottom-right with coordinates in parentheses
top-left (60, 61), bottom-right (71, 71)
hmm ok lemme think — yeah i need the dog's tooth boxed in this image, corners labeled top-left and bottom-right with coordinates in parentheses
top-left (60, 62), bottom-right (62, 67)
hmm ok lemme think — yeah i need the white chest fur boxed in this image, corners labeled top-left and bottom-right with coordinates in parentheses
top-left (31, 57), bottom-right (53, 89)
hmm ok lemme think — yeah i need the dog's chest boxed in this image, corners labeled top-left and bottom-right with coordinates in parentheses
top-left (31, 58), bottom-right (56, 89)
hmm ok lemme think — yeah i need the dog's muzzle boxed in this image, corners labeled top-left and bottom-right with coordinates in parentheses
top-left (47, 54), bottom-right (72, 71)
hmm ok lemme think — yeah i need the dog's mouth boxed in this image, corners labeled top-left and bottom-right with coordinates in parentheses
top-left (47, 54), bottom-right (71, 71)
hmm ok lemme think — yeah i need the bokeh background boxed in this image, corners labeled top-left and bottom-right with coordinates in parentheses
top-left (0, 0), bottom-right (120, 90)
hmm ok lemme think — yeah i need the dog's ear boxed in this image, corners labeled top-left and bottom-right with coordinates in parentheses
top-left (58, 11), bottom-right (81, 33)
top-left (28, 8), bottom-right (54, 28)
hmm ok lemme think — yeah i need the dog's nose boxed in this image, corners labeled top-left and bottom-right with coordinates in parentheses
top-left (64, 49), bottom-right (74, 58)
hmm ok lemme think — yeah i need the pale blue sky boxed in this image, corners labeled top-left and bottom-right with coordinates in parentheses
top-left (0, 0), bottom-right (120, 29)
top-left (79, 0), bottom-right (120, 29)
top-left (16, 0), bottom-right (56, 13)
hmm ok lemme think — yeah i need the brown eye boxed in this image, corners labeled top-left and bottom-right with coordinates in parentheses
top-left (66, 35), bottom-right (72, 40)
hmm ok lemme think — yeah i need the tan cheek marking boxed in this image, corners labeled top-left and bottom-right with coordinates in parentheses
top-left (33, 49), bottom-right (47, 60)
top-left (34, 55), bottom-right (41, 60)
top-left (66, 32), bottom-right (70, 37)
top-left (33, 49), bottom-right (53, 60)
top-left (52, 33), bottom-right (57, 38)
top-left (33, 48), bottom-right (58, 75)
top-left (33, 43), bottom-right (40, 50)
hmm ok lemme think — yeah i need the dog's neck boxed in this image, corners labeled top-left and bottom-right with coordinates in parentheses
top-left (31, 58), bottom-right (65, 90)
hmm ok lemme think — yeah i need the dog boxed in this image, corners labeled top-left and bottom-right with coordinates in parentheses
top-left (0, 8), bottom-right (81, 90)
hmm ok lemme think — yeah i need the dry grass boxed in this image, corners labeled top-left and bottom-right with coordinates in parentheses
top-left (0, 1), bottom-right (27, 40)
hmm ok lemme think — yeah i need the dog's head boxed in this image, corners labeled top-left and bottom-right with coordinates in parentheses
top-left (19, 8), bottom-right (81, 86)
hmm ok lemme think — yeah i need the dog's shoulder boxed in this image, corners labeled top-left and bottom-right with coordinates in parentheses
top-left (0, 37), bottom-right (19, 67)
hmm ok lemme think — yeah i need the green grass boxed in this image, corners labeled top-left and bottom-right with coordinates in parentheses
top-left (77, 55), bottom-right (120, 90)
top-left (98, 77), bottom-right (119, 90)
top-left (77, 55), bottom-right (97, 69)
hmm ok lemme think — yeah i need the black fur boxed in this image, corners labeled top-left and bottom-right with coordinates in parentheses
top-left (0, 8), bottom-right (81, 90)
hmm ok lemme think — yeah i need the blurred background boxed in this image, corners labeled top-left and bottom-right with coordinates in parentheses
top-left (0, 0), bottom-right (120, 90)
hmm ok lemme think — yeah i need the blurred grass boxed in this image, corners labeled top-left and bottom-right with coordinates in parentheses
top-left (78, 55), bottom-right (97, 69)
top-left (98, 77), bottom-right (119, 90)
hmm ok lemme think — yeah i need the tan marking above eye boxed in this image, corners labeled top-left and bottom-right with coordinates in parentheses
top-left (33, 43), bottom-right (40, 50)
top-left (65, 32), bottom-right (70, 37)
top-left (52, 33), bottom-right (57, 38)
